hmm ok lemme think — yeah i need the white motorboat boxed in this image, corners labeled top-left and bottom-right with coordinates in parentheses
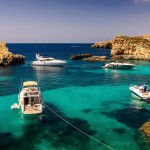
top-left (18, 81), bottom-right (43, 114)
top-left (32, 53), bottom-right (66, 67)
top-left (102, 61), bottom-right (135, 69)
top-left (129, 84), bottom-right (150, 102)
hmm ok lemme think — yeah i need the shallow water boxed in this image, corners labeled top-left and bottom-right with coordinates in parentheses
top-left (0, 44), bottom-right (150, 150)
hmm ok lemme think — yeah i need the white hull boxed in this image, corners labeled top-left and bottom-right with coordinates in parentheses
top-left (129, 85), bottom-right (150, 102)
top-left (131, 93), bottom-right (141, 100)
top-left (18, 81), bottom-right (43, 115)
top-left (103, 62), bottom-right (134, 69)
top-left (32, 60), bottom-right (66, 67)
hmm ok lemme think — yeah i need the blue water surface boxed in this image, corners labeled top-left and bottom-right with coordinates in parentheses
top-left (0, 43), bottom-right (150, 150)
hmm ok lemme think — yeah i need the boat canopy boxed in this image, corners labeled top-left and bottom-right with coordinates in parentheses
top-left (23, 81), bottom-right (38, 87)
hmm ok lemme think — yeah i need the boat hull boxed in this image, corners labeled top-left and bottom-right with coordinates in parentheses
top-left (129, 87), bottom-right (150, 102)
top-left (18, 81), bottom-right (43, 115)
top-left (32, 61), bottom-right (66, 67)
top-left (103, 64), bottom-right (134, 69)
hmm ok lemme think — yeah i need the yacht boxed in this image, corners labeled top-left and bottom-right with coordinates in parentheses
top-left (129, 84), bottom-right (150, 102)
top-left (32, 53), bottom-right (66, 67)
top-left (102, 61), bottom-right (135, 69)
top-left (18, 81), bottom-right (43, 114)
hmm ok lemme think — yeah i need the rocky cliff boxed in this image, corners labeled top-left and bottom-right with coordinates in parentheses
top-left (111, 34), bottom-right (150, 60)
top-left (93, 34), bottom-right (150, 60)
top-left (92, 40), bottom-right (112, 49)
top-left (0, 42), bottom-right (25, 65)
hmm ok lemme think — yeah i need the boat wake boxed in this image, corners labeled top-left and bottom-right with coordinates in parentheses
top-left (129, 99), bottom-right (146, 110)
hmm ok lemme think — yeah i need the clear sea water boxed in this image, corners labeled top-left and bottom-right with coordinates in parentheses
top-left (1, 43), bottom-right (150, 150)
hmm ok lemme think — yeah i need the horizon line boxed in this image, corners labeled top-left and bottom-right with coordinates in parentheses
top-left (7, 42), bottom-right (94, 44)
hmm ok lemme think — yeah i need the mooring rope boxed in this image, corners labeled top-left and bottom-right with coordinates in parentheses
top-left (44, 104), bottom-right (115, 150)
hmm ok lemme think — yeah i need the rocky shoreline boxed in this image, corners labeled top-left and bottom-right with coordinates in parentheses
top-left (70, 54), bottom-right (107, 61)
top-left (0, 42), bottom-right (25, 66)
top-left (92, 34), bottom-right (150, 60)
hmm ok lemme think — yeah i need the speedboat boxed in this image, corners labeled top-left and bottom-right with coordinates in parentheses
top-left (18, 81), bottom-right (43, 114)
top-left (102, 61), bottom-right (135, 69)
top-left (32, 53), bottom-right (66, 67)
top-left (129, 84), bottom-right (150, 102)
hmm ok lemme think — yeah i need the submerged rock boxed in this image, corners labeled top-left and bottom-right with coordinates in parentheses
top-left (0, 42), bottom-right (25, 65)
top-left (136, 121), bottom-right (150, 150)
top-left (140, 121), bottom-right (150, 139)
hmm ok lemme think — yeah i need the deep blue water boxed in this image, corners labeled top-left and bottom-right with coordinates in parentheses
top-left (0, 43), bottom-right (150, 150)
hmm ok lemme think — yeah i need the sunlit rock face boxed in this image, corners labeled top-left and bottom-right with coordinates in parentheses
top-left (0, 42), bottom-right (25, 65)
top-left (92, 40), bottom-right (112, 49)
top-left (111, 34), bottom-right (150, 60)
top-left (93, 34), bottom-right (150, 60)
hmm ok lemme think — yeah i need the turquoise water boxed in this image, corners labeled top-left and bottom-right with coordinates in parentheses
top-left (1, 44), bottom-right (150, 150)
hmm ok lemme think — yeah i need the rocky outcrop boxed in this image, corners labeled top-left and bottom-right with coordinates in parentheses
top-left (83, 56), bottom-right (106, 61)
top-left (93, 34), bottom-right (150, 60)
top-left (136, 121), bottom-right (150, 150)
top-left (70, 54), bottom-right (92, 60)
top-left (0, 42), bottom-right (25, 66)
top-left (111, 34), bottom-right (150, 60)
top-left (140, 121), bottom-right (150, 139)
top-left (92, 40), bottom-right (112, 49)
top-left (70, 54), bottom-right (107, 61)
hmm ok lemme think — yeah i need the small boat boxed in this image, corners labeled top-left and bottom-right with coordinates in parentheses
top-left (11, 103), bottom-right (20, 109)
top-left (129, 84), bottom-right (150, 102)
top-left (32, 53), bottom-right (66, 67)
top-left (102, 61), bottom-right (135, 69)
top-left (18, 81), bottom-right (43, 114)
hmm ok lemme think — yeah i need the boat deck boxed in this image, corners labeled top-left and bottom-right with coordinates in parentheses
top-left (24, 105), bottom-right (42, 114)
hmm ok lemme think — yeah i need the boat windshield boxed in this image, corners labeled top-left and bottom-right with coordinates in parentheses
top-left (139, 85), bottom-right (149, 92)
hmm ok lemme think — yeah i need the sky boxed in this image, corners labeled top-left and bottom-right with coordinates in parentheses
top-left (0, 0), bottom-right (150, 43)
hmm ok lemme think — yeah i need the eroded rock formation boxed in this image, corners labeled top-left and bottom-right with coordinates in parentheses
top-left (70, 54), bottom-right (107, 61)
top-left (0, 42), bottom-right (25, 65)
top-left (70, 54), bottom-right (92, 60)
top-left (83, 56), bottom-right (106, 61)
top-left (93, 34), bottom-right (150, 60)
top-left (111, 34), bottom-right (150, 60)
top-left (92, 40), bottom-right (112, 49)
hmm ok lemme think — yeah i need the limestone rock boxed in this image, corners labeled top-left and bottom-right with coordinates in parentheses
top-left (93, 34), bottom-right (150, 60)
top-left (0, 41), bottom-right (25, 66)
top-left (83, 56), bottom-right (107, 61)
top-left (111, 35), bottom-right (150, 60)
top-left (136, 122), bottom-right (150, 150)
top-left (140, 121), bottom-right (150, 139)
top-left (70, 53), bottom-right (107, 62)
top-left (70, 54), bottom-right (92, 60)
top-left (92, 40), bottom-right (112, 49)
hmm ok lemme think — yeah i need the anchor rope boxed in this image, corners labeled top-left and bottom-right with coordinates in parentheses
top-left (44, 104), bottom-right (115, 150)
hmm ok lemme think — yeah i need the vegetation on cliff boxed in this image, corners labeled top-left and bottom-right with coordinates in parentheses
top-left (0, 42), bottom-right (25, 65)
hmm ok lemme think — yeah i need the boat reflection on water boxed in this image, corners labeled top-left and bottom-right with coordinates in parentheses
top-left (32, 65), bottom-right (65, 80)
top-left (129, 98), bottom-right (146, 110)
top-left (32, 65), bottom-right (64, 73)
